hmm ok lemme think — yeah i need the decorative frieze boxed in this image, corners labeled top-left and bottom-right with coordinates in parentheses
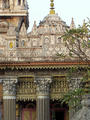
top-left (17, 77), bottom-right (36, 101)
top-left (16, 76), bottom-right (69, 100)
top-left (68, 77), bottom-right (82, 90)
top-left (50, 76), bottom-right (69, 100)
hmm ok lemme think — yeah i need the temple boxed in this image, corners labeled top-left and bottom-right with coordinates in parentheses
top-left (0, 0), bottom-right (90, 120)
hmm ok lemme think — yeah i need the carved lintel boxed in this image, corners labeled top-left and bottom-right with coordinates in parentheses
top-left (2, 76), bottom-right (17, 99)
top-left (35, 76), bottom-right (52, 96)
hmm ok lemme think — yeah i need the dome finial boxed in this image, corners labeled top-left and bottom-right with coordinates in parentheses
top-left (50, 0), bottom-right (55, 14)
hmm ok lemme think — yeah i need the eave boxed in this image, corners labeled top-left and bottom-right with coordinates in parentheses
top-left (0, 61), bottom-right (89, 70)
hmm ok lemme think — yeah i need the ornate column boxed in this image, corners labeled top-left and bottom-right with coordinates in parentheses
top-left (3, 76), bottom-right (17, 120)
top-left (35, 76), bottom-right (52, 120)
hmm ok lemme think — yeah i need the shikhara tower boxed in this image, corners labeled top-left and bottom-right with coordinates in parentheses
top-left (0, 0), bottom-right (90, 120)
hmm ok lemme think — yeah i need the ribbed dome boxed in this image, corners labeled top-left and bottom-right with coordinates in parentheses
top-left (43, 14), bottom-right (61, 22)
top-left (37, 14), bottom-right (69, 35)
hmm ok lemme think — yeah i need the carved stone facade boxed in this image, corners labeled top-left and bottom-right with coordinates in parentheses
top-left (0, 0), bottom-right (90, 120)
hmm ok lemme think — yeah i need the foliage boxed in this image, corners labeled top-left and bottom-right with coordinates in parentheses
top-left (61, 88), bottom-right (84, 109)
top-left (60, 19), bottom-right (90, 110)
top-left (61, 67), bottom-right (90, 110)
top-left (62, 19), bottom-right (90, 61)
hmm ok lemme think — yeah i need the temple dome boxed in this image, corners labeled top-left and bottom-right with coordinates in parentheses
top-left (36, 13), bottom-right (69, 35)
top-left (28, 13), bottom-right (69, 36)
top-left (43, 14), bottom-right (61, 22)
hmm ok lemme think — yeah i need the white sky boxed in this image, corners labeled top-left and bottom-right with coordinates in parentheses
top-left (27, 0), bottom-right (90, 32)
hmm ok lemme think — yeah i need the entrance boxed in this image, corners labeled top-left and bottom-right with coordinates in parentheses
top-left (51, 109), bottom-right (65, 120)
top-left (22, 108), bottom-right (36, 120)
top-left (50, 102), bottom-right (69, 120)
top-left (55, 111), bottom-right (64, 120)
top-left (21, 102), bottom-right (36, 120)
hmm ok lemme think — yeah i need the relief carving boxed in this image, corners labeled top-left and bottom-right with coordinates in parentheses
top-left (0, 20), bottom-right (9, 28)
top-left (3, 77), bottom-right (17, 96)
top-left (35, 76), bottom-right (52, 95)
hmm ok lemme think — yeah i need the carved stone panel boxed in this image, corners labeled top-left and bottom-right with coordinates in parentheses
top-left (3, 77), bottom-right (17, 99)
top-left (35, 76), bottom-right (52, 96)
top-left (50, 76), bottom-right (69, 100)
top-left (16, 77), bottom-right (36, 101)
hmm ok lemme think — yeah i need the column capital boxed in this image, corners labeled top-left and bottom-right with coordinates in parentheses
top-left (35, 76), bottom-right (52, 96)
top-left (2, 76), bottom-right (17, 99)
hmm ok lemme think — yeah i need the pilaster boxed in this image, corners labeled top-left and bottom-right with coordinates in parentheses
top-left (35, 76), bottom-right (52, 120)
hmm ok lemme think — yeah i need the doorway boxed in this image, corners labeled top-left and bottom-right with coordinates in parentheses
top-left (22, 108), bottom-right (36, 120)
top-left (55, 111), bottom-right (64, 120)
top-left (50, 102), bottom-right (69, 120)
top-left (21, 102), bottom-right (36, 120)
top-left (51, 109), bottom-right (65, 120)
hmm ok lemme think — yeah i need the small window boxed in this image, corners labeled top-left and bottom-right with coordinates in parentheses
top-left (18, 0), bottom-right (21, 5)
top-left (44, 37), bottom-right (50, 44)
top-left (21, 40), bottom-right (25, 47)
top-left (57, 37), bottom-right (61, 44)
top-left (23, 0), bottom-right (25, 5)
top-left (32, 40), bottom-right (37, 47)
top-left (0, 49), bottom-right (3, 55)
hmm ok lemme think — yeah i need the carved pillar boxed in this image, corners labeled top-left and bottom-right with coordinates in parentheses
top-left (3, 77), bottom-right (17, 120)
top-left (35, 76), bottom-right (52, 120)
top-left (68, 77), bottom-right (82, 119)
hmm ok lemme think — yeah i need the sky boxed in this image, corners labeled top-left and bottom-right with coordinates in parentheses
top-left (27, 0), bottom-right (90, 32)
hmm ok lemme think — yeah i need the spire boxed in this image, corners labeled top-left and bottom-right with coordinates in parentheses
top-left (50, 0), bottom-right (55, 14)
top-left (32, 21), bottom-right (37, 31)
top-left (83, 19), bottom-right (86, 27)
top-left (70, 18), bottom-right (76, 29)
